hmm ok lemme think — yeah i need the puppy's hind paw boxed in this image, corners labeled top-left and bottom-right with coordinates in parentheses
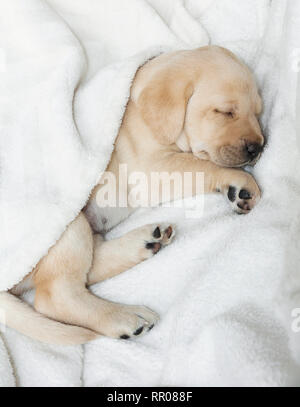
top-left (144, 224), bottom-right (175, 256)
top-left (103, 304), bottom-right (159, 340)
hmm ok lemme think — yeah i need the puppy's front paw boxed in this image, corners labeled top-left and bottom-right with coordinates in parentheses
top-left (224, 173), bottom-right (261, 214)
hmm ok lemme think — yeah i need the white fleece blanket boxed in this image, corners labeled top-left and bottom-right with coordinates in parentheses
top-left (1, 0), bottom-right (300, 387)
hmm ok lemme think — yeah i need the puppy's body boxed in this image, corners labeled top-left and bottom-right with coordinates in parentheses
top-left (2, 46), bottom-right (264, 344)
top-left (86, 47), bottom-right (263, 231)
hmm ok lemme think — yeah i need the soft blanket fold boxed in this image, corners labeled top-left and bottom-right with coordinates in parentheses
top-left (0, 0), bottom-right (300, 387)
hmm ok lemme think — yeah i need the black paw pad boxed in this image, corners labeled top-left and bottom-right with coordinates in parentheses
top-left (227, 186), bottom-right (236, 202)
top-left (153, 226), bottom-right (161, 239)
top-left (146, 242), bottom-right (161, 254)
top-left (120, 334), bottom-right (130, 340)
top-left (134, 326), bottom-right (144, 336)
top-left (239, 189), bottom-right (251, 199)
top-left (148, 324), bottom-right (154, 332)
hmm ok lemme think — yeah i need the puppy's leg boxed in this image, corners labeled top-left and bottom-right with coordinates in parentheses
top-left (35, 279), bottom-right (159, 339)
top-left (87, 223), bottom-right (175, 285)
top-left (33, 213), bottom-right (159, 339)
top-left (155, 152), bottom-right (261, 214)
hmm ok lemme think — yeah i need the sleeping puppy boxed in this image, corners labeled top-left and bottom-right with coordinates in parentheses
top-left (2, 46), bottom-right (264, 344)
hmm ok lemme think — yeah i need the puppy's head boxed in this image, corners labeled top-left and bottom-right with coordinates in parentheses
top-left (134, 46), bottom-right (264, 167)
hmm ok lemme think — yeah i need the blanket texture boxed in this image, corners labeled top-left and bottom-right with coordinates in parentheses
top-left (0, 0), bottom-right (300, 386)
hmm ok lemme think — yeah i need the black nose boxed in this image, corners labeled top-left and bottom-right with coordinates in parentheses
top-left (246, 143), bottom-right (261, 159)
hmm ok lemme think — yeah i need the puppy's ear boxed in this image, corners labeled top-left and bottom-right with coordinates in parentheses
top-left (137, 70), bottom-right (194, 145)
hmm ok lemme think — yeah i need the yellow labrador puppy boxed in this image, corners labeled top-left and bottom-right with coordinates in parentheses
top-left (1, 46), bottom-right (264, 344)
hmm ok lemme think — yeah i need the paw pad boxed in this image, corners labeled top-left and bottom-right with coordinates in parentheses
top-left (237, 202), bottom-right (250, 211)
top-left (133, 326), bottom-right (144, 336)
top-left (227, 186), bottom-right (236, 202)
top-left (164, 226), bottom-right (173, 239)
top-left (238, 189), bottom-right (251, 199)
top-left (152, 226), bottom-right (161, 239)
top-left (146, 241), bottom-right (161, 254)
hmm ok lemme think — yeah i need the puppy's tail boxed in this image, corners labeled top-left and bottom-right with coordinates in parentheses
top-left (0, 292), bottom-right (98, 345)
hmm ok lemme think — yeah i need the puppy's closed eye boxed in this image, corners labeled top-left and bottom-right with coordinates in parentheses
top-left (213, 109), bottom-right (235, 119)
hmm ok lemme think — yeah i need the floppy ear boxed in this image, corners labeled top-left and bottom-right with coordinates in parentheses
top-left (137, 70), bottom-right (194, 145)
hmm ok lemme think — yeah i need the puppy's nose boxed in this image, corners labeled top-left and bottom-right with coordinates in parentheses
top-left (246, 143), bottom-right (261, 159)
